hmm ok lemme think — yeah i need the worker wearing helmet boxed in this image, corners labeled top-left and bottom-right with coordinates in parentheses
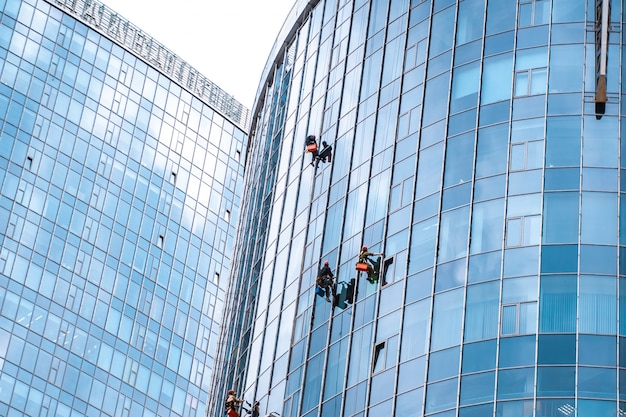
top-left (316, 260), bottom-right (334, 302)
top-left (225, 389), bottom-right (243, 417)
top-left (358, 246), bottom-right (382, 283)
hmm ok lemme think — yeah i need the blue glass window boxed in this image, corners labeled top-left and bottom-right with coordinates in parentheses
top-left (539, 275), bottom-right (576, 332)
top-left (398, 356), bottom-right (426, 392)
top-left (549, 45), bottom-right (583, 93)
top-left (538, 334), bottom-right (575, 364)
top-left (579, 275), bottom-right (617, 334)
top-left (577, 400), bottom-right (617, 417)
top-left (475, 124), bottom-right (508, 178)
top-left (464, 281), bottom-right (499, 342)
top-left (498, 336), bottom-right (535, 368)
top-left (425, 377), bottom-right (458, 414)
top-left (428, 346), bottom-right (460, 382)
top-left (450, 62), bottom-right (479, 113)
top-left (578, 367), bottom-right (616, 399)
top-left (497, 367), bottom-right (534, 399)
top-left (537, 366), bottom-right (575, 397)
top-left (496, 400), bottom-right (533, 417)
top-left (485, 0), bottom-right (516, 35)
top-left (470, 199), bottom-right (504, 254)
top-left (581, 192), bottom-right (617, 245)
top-left (545, 116), bottom-right (581, 167)
top-left (438, 206), bottom-right (469, 263)
top-left (542, 192), bottom-right (579, 243)
top-left (460, 371), bottom-right (495, 405)
top-left (401, 299), bottom-right (430, 361)
top-left (467, 251), bottom-right (501, 284)
top-left (462, 340), bottom-right (496, 373)
top-left (444, 132), bottom-right (474, 186)
top-left (518, 0), bottom-right (549, 26)
top-left (431, 288), bottom-right (463, 350)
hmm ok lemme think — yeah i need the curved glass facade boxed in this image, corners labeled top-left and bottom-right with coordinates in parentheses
top-left (213, 0), bottom-right (626, 417)
top-left (0, 0), bottom-right (246, 415)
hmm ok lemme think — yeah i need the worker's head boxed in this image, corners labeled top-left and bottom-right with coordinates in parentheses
top-left (362, 246), bottom-right (368, 251)
top-left (228, 389), bottom-right (235, 395)
top-left (324, 260), bottom-right (329, 266)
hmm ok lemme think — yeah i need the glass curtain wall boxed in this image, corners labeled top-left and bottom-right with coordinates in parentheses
top-left (0, 0), bottom-right (247, 416)
top-left (215, 1), bottom-right (626, 417)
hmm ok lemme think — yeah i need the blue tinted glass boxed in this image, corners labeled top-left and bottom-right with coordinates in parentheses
top-left (545, 117), bottom-right (581, 167)
top-left (435, 259), bottom-right (466, 292)
top-left (468, 251), bottom-right (502, 284)
top-left (486, 0), bottom-right (516, 34)
top-left (462, 340), bottom-right (496, 373)
top-left (464, 282), bottom-right (499, 342)
top-left (582, 168), bottom-right (617, 192)
top-left (438, 206), bottom-right (469, 262)
top-left (470, 199), bottom-right (504, 255)
top-left (460, 371), bottom-right (495, 405)
top-left (425, 377), bottom-right (458, 413)
top-left (460, 403), bottom-right (493, 417)
top-left (396, 387), bottom-right (424, 417)
top-left (539, 275), bottom-right (577, 332)
top-left (476, 124), bottom-right (508, 178)
top-left (484, 31), bottom-right (514, 56)
top-left (581, 245), bottom-right (617, 275)
top-left (536, 366), bottom-right (575, 397)
top-left (370, 368), bottom-right (396, 405)
top-left (496, 400), bottom-right (533, 417)
top-left (535, 399), bottom-right (577, 417)
top-left (579, 275), bottom-right (617, 334)
top-left (547, 93), bottom-right (583, 115)
top-left (503, 246), bottom-right (539, 278)
top-left (497, 367), bottom-right (534, 399)
top-left (428, 346), bottom-right (460, 382)
top-left (577, 400), bottom-right (617, 417)
top-left (582, 116), bottom-right (618, 168)
top-left (538, 334), bottom-right (576, 364)
top-left (542, 192), bottom-right (579, 243)
top-left (578, 367), bottom-right (616, 399)
top-left (549, 45), bottom-right (583, 93)
top-left (540, 245), bottom-right (577, 273)
top-left (473, 175), bottom-right (506, 202)
top-left (398, 356), bottom-right (426, 392)
top-left (499, 336), bottom-right (536, 368)
top-left (431, 288), bottom-right (464, 350)
top-left (581, 192), bottom-right (617, 245)
top-left (544, 168), bottom-right (580, 191)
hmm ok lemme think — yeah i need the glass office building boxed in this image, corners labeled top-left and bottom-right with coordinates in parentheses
top-left (212, 0), bottom-right (626, 417)
top-left (0, 0), bottom-right (248, 415)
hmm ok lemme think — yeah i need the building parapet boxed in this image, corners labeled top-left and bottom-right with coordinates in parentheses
top-left (45, 0), bottom-right (251, 131)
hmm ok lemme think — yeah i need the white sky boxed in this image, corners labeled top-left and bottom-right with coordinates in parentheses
top-left (101, 0), bottom-right (296, 109)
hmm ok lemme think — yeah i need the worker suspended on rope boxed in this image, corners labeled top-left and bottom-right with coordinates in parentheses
top-left (305, 134), bottom-right (333, 167)
top-left (225, 390), bottom-right (244, 417)
top-left (356, 246), bottom-right (383, 283)
top-left (316, 260), bottom-right (334, 302)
